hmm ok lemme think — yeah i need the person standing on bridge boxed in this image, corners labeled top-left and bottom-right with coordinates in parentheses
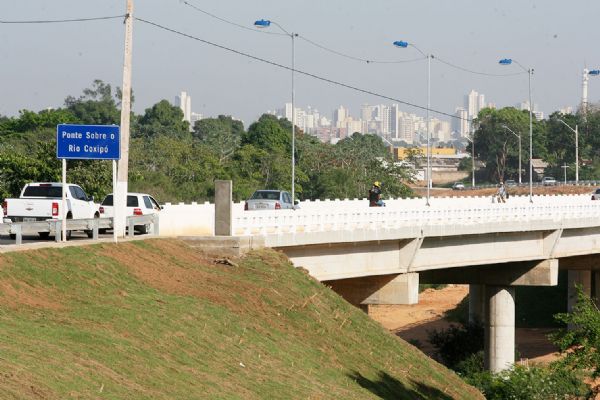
top-left (496, 181), bottom-right (507, 203)
top-left (369, 181), bottom-right (385, 207)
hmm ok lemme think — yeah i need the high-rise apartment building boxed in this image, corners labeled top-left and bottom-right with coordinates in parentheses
top-left (453, 107), bottom-right (469, 137)
top-left (465, 89), bottom-right (485, 120)
top-left (389, 104), bottom-right (400, 139)
top-left (333, 106), bottom-right (347, 128)
top-left (175, 91), bottom-right (192, 123)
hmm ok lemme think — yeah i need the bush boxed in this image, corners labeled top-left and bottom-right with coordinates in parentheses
top-left (464, 364), bottom-right (589, 400)
top-left (427, 321), bottom-right (484, 370)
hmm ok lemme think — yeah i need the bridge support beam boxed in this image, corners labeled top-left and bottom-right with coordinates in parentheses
top-left (325, 273), bottom-right (419, 310)
top-left (469, 284), bottom-right (485, 324)
top-left (484, 285), bottom-right (515, 373)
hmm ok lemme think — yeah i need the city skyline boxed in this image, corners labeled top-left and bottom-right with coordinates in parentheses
top-left (3, 1), bottom-right (599, 126)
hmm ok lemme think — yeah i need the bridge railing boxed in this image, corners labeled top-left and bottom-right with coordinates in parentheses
top-left (232, 199), bottom-right (600, 236)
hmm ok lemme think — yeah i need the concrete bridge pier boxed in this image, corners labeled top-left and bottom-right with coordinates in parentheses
top-left (567, 270), bottom-right (592, 313)
top-left (484, 286), bottom-right (515, 373)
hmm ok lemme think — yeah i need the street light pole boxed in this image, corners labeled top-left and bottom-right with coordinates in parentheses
top-left (558, 119), bottom-right (579, 184)
top-left (255, 19), bottom-right (297, 202)
top-left (499, 58), bottom-right (534, 203)
top-left (502, 125), bottom-right (522, 185)
top-left (393, 40), bottom-right (431, 205)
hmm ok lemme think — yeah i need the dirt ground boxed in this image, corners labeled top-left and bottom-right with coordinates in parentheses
top-left (413, 184), bottom-right (596, 198)
top-left (368, 285), bottom-right (561, 364)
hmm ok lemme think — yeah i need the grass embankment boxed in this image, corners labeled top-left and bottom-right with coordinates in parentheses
top-left (0, 240), bottom-right (482, 399)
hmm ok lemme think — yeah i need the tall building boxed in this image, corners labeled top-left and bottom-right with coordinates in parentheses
top-left (175, 91), bottom-right (192, 123)
top-left (465, 89), bottom-right (485, 120)
top-left (453, 107), bottom-right (469, 137)
top-left (389, 104), bottom-right (400, 139)
top-left (333, 106), bottom-right (347, 128)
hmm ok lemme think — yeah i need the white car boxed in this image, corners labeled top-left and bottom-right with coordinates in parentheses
top-left (99, 193), bottom-right (161, 234)
top-left (244, 190), bottom-right (298, 210)
top-left (542, 177), bottom-right (557, 186)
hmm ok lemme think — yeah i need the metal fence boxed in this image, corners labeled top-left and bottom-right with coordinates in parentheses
top-left (0, 214), bottom-right (159, 245)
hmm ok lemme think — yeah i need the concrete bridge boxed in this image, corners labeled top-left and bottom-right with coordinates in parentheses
top-left (158, 183), bottom-right (600, 373)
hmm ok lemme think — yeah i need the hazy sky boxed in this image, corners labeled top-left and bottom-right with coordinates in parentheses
top-left (2, 0), bottom-right (600, 126)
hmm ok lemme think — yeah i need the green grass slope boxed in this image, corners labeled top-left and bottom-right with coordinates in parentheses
top-left (0, 239), bottom-right (483, 399)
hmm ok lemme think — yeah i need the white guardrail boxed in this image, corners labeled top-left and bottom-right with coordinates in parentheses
top-left (0, 214), bottom-right (158, 245)
top-left (232, 194), bottom-right (600, 236)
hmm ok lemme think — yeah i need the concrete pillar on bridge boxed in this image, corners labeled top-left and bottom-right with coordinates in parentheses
top-left (567, 270), bottom-right (592, 313)
top-left (215, 180), bottom-right (232, 236)
top-left (325, 273), bottom-right (419, 312)
top-left (468, 284), bottom-right (485, 324)
top-left (484, 285), bottom-right (515, 373)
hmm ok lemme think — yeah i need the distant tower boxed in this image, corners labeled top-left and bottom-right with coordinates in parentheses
top-left (582, 68), bottom-right (590, 112)
top-left (175, 91), bottom-right (192, 123)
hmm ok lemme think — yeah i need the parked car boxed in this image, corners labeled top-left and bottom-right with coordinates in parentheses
top-left (592, 188), bottom-right (600, 200)
top-left (505, 179), bottom-right (517, 187)
top-left (542, 176), bottom-right (557, 186)
top-left (2, 182), bottom-right (99, 239)
top-left (452, 182), bottom-right (465, 190)
top-left (244, 190), bottom-right (298, 210)
top-left (99, 193), bottom-right (161, 234)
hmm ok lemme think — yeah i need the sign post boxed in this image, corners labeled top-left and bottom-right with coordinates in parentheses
top-left (56, 124), bottom-right (120, 242)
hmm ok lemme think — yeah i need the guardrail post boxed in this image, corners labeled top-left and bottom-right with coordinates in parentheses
top-left (215, 180), bottom-right (232, 236)
top-left (54, 221), bottom-right (62, 242)
top-left (92, 219), bottom-right (99, 240)
top-left (153, 214), bottom-right (160, 235)
top-left (12, 224), bottom-right (22, 245)
top-left (127, 218), bottom-right (135, 238)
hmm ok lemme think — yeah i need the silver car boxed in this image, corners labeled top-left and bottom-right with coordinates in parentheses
top-left (244, 190), bottom-right (297, 210)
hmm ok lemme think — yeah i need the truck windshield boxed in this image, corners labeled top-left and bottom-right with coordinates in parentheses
top-left (22, 186), bottom-right (62, 198)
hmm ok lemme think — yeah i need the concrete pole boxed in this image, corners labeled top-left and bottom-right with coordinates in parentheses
top-left (468, 284), bottom-right (485, 324)
top-left (115, 0), bottom-right (134, 238)
top-left (214, 180), bottom-right (233, 236)
top-left (484, 286), bottom-right (515, 373)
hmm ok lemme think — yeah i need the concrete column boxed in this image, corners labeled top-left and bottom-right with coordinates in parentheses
top-left (567, 270), bottom-right (592, 313)
top-left (484, 285), bottom-right (515, 373)
top-left (468, 284), bottom-right (485, 324)
top-left (214, 180), bottom-right (232, 236)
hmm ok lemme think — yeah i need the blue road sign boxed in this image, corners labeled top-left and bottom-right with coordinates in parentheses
top-left (57, 124), bottom-right (120, 160)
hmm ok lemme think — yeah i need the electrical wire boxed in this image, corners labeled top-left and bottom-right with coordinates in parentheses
top-left (178, 0), bottom-right (428, 65)
top-left (434, 56), bottom-right (527, 77)
top-left (179, 0), bottom-right (285, 36)
top-left (135, 17), bottom-right (469, 121)
top-left (0, 15), bottom-right (125, 24)
top-left (297, 35), bottom-right (425, 64)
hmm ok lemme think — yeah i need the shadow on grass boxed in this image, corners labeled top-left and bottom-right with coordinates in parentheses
top-left (348, 371), bottom-right (453, 400)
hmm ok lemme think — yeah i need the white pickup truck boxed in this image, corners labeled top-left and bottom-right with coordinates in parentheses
top-left (2, 183), bottom-right (99, 238)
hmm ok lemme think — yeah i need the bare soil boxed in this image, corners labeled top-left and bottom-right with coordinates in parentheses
top-left (368, 285), bottom-right (561, 364)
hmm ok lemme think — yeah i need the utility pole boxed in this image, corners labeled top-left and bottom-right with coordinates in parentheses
top-left (115, 0), bottom-right (134, 238)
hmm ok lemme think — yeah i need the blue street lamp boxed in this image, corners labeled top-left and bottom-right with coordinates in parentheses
top-left (499, 58), bottom-right (534, 203)
top-left (394, 40), bottom-right (431, 205)
top-left (255, 19), bottom-right (297, 204)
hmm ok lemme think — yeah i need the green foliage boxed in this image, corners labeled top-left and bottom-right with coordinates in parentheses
top-left (464, 364), bottom-right (589, 400)
top-left (135, 100), bottom-right (190, 139)
top-left (64, 79), bottom-right (121, 125)
top-left (427, 321), bottom-right (484, 370)
top-left (193, 115), bottom-right (243, 164)
top-left (551, 286), bottom-right (600, 377)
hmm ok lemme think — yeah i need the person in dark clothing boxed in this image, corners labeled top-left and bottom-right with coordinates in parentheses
top-left (368, 181), bottom-right (385, 207)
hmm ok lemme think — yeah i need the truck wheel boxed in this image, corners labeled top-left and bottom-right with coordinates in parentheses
top-left (65, 213), bottom-right (73, 240)
top-left (137, 224), bottom-right (150, 235)
top-left (9, 234), bottom-right (16, 240)
top-left (39, 232), bottom-right (50, 240)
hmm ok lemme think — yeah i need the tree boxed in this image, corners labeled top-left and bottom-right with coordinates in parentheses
top-left (135, 100), bottom-right (190, 139)
top-left (193, 115), bottom-right (243, 164)
top-left (64, 80), bottom-right (121, 125)
top-left (474, 107), bottom-right (533, 182)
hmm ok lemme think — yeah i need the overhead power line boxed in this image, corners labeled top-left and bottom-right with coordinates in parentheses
top-left (0, 15), bottom-right (125, 24)
top-left (434, 56), bottom-right (526, 77)
top-left (135, 17), bottom-right (469, 121)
